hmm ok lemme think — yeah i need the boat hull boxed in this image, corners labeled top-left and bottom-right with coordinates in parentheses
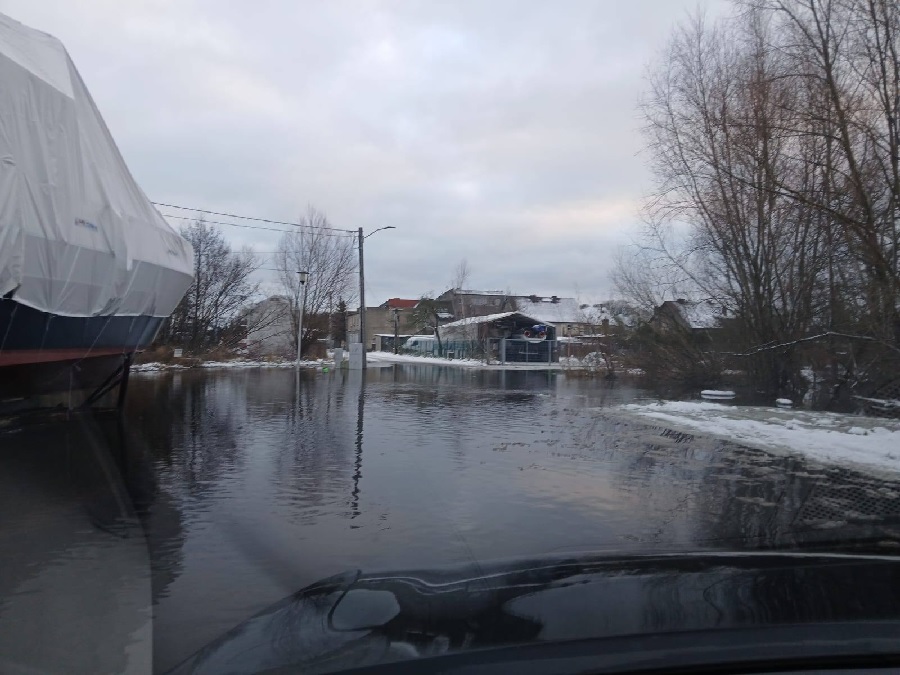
top-left (0, 299), bottom-right (163, 399)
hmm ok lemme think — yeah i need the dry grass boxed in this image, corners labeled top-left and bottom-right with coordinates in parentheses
top-left (135, 345), bottom-right (174, 364)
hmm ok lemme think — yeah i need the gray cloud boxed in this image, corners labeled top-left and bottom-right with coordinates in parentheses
top-left (1, 0), bottom-right (728, 303)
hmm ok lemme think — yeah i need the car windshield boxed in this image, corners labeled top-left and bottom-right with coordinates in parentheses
top-left (2, 2), bottom-right (900, 674)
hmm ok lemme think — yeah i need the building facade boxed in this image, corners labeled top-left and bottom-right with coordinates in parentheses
top-left (244, 296), bottom-right (293, 357)
top-left (347, 298), bottom-right (422, 349)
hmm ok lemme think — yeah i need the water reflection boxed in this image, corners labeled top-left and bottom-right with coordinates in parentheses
top-left (4, 363), bottom-right (898, 673)
top-left (0, 413), bottom-right (153, 674)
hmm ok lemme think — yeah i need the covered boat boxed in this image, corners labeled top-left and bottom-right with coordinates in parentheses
top-left (0, 12), bottom-right (193, 401)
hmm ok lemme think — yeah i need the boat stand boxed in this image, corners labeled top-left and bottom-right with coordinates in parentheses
top-left (80, 352), bottom-right (133, 412)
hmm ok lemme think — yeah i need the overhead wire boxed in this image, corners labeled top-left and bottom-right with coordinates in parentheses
top-left (153, 201), bottom-right (356, 234)
top-left (160, 213), bottom-right (355, 238)
top-left (157, 203), bottom-right (374, 292)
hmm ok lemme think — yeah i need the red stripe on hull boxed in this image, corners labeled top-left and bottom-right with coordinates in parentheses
top-left (0, 348), bottom-right (132, 367)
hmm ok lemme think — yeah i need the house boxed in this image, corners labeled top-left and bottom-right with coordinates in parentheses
top-left (347, 298), bottom-right (420, 350)
top-left (440, 311), bottom-right (559, 363)
top-left (244, 296), bottom-right (294, 356)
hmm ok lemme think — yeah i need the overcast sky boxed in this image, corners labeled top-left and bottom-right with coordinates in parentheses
top-left (2, 0), bottom-right (726, 304)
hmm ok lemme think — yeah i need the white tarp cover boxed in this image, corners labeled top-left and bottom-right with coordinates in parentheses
top-left (0, 12), bottom-right (193, 318)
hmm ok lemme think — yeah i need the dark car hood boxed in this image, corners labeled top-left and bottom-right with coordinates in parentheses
top-left (169, 551), bottom-right (900, 674)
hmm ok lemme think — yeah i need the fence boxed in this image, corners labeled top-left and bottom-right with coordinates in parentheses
top-left (487, 338), bottom-right (558, 364)
top-left (404, 339), bottom-right (483, 359)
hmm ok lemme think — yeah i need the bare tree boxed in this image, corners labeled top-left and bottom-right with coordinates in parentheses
top-left (634, 8), bottom-right (833, 395)
top-left (406, 296), bottom-right (446, 356)
top-left (275, 206), bottom-right (357, 357)
top-left (451, 258), bottom-right (471, 290)
top-left (619, 0), bottom-right (900, 403)
top-left (754, 0), bottom-right (900, 344)
top-left (446, 259), bottom-right (473, 319)
top-left (611, 243), bottom-right (696, 317)
top-left (168, 218), bottom-right (259, 354)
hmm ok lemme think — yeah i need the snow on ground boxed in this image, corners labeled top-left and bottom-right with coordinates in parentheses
top-left (365, 351), bottom-right (563, 370)
top-left (198, 359), bottom-right (324, 369)
top-left (132, 359), bottom-right (324, 373)
top-left (131, 363), bottom-right (188, 372)
top-left (617, 400), bottom-right (900, 474)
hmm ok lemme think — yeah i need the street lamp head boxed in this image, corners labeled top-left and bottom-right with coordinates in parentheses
top-left (298, 271), bottom-right (309, 284)
top-left (363, 226), bottom-right (397, 239)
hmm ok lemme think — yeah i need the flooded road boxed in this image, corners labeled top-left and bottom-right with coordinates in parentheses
top-left (3, 364), bottom-right (900, 673)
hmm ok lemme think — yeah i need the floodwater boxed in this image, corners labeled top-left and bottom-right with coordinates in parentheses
top-left (2, 364), bottom-right (900, 673)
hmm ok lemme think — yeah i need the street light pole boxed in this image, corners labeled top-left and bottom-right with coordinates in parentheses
top-left (357, 225), bottom-right (395, 370)
top-left (393, 308), bottom-right (400, 354)
top-left (357, 227), bottom-right (367, 369)
top-left (295, 271), bottom-right (309, 371)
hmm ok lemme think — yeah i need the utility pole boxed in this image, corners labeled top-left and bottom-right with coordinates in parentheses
top-left (357, 225), bottom-right (396, 370)
top-left (358, 227), bottom-right (367, 369)
top-left (393, 308), bottom-right (400, 354)
top-left (295, 271), bottom-right (309, 371)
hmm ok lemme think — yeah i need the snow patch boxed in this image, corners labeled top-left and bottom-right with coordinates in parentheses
top-left (701, 390), bottom-right (736, 399)
top-left (617, 400), bottom-right (900, 474)
top-left (365, 351), bottom-right (562, 370)
top-left (132, 359), bottom-right (323, 373)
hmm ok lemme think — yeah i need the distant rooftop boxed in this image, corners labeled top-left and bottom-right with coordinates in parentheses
top-left (441, 311), bottom-right (550, 328)
top-left (667, 299), bottom-right (727, 329)
top-left (381, 298), bottom-right (419, 309)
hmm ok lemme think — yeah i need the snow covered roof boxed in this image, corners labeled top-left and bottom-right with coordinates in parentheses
top-left (514, 297), bottom-right (584, 324)
top-left (453, 289), bottom-right (507, 296)
top-left (441, 311), bottom-right (548, 328)
top-left (670, 299), bottom-right (726, 329)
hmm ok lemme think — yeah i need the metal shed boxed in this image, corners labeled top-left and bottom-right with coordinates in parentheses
top-left (440, 312), bottom-right (558, 363)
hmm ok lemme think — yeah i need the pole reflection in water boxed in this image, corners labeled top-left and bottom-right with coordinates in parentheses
top-left (350, 370), bottom-right (366, 519)
top-left (294, 367), bottom-right (300, 423)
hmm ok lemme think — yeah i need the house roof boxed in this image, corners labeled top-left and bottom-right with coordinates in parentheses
top-left (382, 298), bottom-right (419, 309)
top-left (515, 296), bottom-right (585, 324)
top-left (667, 299), bottom-right (726, 329)
top-left (441, 311), bottom-right (550, 328)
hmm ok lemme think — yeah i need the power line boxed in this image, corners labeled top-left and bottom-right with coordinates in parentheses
top-left (153, 201), bottom-right (355, 234)
top-left (160, 213), bottom-right (355, 238)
